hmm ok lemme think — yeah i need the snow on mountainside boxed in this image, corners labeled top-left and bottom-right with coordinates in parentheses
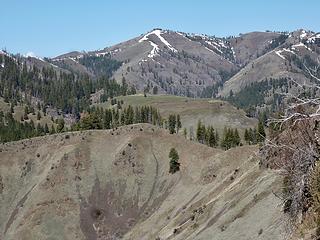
top-left (138, 29), bottom-right (178, 56)
top-left (1, 28), bottom-right (318, 99)
top-left (49, 28), bottom-right (240, 97)
top-left (220, 29), bottom-right (320, 101)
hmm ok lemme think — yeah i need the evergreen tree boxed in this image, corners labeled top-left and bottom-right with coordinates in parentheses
top-left (169, 148), bottom-right (180, 174)
top-left (196, 120), bottom-right (206, 143)
top-left (234, 128), bottom-right (241, 146)
top-left (56, 119), bottom-right (65, 133)
top-left (176, 114), bottom-right (182, 133)
top-left (206, 126), bottom-right (216, 147)
top-left (168, 114), bottom-right (176, 134)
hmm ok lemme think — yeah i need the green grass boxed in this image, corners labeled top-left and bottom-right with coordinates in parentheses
top-left (95, 94), bottom-right (258, 138)
top-left (0, 97), bottom-right (56, 128)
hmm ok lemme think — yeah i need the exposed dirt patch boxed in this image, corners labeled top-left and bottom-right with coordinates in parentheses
top-left (80, 178), bottom-right (144, 240)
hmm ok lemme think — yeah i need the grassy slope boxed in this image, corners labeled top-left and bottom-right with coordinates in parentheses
top-left (95, 94), bottom-right (258, 137)
top-left (0, 97), bottom-right (56, 128)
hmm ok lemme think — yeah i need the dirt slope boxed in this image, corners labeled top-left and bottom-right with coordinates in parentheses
top-left (0, 124), bottom-right (284, 240)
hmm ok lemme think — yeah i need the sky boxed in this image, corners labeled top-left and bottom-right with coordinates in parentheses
top-left (1, 0), bottom-right (320, 57)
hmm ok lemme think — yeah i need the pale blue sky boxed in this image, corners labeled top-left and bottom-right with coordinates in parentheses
top-left (1, 0), bottom-right (319, 57)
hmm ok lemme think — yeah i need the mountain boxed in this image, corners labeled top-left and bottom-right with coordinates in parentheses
top-left (1, 28), bottom-right (319, 114)
top-left (43, 29), bottom-right (320, 102)
top-left (48, 29), bottom-right (290, 96)
top-left (50, 29), bottom-right (238, 97)
top-left (220, 30), bottom-right (320, 109)
top-left (0, 124), bottom-right (284, 240)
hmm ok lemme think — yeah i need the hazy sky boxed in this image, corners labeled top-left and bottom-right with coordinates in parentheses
top-left (1, 0), bottom-right (319, 57)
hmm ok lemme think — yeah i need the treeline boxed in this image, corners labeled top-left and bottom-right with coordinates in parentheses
top-left (166, 114), bottom-right (182, 134)
top-left (0, 110), bottom-right (59, 143)
top-left (72, 105), bottom-right (163, 131)
top-left (194, 121), bottom-right (240, 150)
top-left (191, 119), bottom-right (266, 150)
top-left (196, 120), bottom-right (219, 147)
top-left (244, 120), bottom-right (266, 145)
top-left (0, 103), bottom-right (163, 142)
top-left (227, 78), bottom-right (289, 109)
top-left (220, 127), bottom-right (241, 150)
top-left (0, 55), bottom-right (124, 116)
top-left (225, 78), bottom-right (290, 119)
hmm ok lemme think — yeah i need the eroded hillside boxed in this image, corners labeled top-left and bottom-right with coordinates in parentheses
top-left (0, 124), bottom-right (284, 240)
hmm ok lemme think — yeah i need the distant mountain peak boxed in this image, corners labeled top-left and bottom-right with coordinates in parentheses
top-left (138, 29), bottom-right (178, 59)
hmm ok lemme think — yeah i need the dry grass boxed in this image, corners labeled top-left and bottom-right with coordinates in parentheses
top-left (95, 94), bottom-right (257, 136)
top-left (0, 124), bottom-right (283, 240)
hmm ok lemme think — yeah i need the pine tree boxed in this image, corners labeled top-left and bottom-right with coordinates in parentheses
top-left (56, 119), bottom-right (65, 133)
top-left (196, 120), bottom-right (206, 143)
top-left (206, 126), bottom-right (216, 147)
top-left (176, 114), bottom-right (182, 133)
top-left (234, 128), bottom-right (241, 146)
top-left (169, 148), bottom-right (180, 174)
top-left (168, 114), bottom-right (176, 134)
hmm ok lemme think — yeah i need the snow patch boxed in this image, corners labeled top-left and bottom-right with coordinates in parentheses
top-left (96, 48), bottom-right (121, 57)
top-left (291, 42), bottom-right (312, 51)
top-left (139, 29), bottom-right (177, 53)
top-left (205, 41), bottom-right (223, 54)
top-left (300, 30), bottom-right (307, 39)
top-left (231, 47), bottom-right (236, 59)
top-left (24, 52), bottom-right (44, 62)
top-left (204, 46), bottom-right (215, 54)
top-left (49, 63), bottom-right (59, 68)
top-left (176, 31), bottom-right (192, 42)
top-left (275, 48), bottom-right (295, 60)
top-left (306, 33), bottom-right (320, 44)
top-left (275, 50), bottom-right (286, 60)
top-left (53, 54), bottom-right (83, 62)
top-left (0, 50), bottom-right (10, 57)
top-left (148, 41), bottom-right (160, 58)
top-left (96, 51), bottom-right (109, 57)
